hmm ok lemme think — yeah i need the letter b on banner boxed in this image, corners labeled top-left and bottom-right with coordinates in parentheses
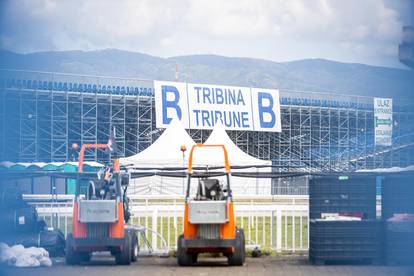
top-left (258, 92), bottom-right (275, 128)
top-left (251, 88), bottom-right (281, 132)
top-left (154, 81), bottom-right (189, 128)
top-left (162, 85), bottom-right (181, 124)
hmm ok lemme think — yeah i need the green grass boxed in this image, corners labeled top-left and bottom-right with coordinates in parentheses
top-left (130, 215), bottom-right (308, 251)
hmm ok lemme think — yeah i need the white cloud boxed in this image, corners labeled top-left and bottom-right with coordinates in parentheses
top-left (0, 0), bottom-right (410, 67)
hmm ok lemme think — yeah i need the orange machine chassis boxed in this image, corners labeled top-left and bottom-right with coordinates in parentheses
top-left (182, 144), bottom-right (237, 253)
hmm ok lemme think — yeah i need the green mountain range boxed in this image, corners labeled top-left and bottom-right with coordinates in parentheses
top-left (0, 49), bottom-right (413, 98)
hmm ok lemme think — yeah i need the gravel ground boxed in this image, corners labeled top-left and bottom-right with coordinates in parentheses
top-left (1, 255), bottom-right (413, 276)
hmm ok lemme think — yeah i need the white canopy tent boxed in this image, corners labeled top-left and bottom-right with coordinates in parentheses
top-left (120, 119), bottom-right (196, 168)
top-left (120, 119), bottom-right (195, 195)
top-left (120, 120), bottom-right (272, 195)
top-left (200, 123), bottom-right (270, 166)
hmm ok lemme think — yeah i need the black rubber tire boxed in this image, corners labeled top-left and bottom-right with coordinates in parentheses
top-left (227, 228), bottom-right (245, 266)
top-left (240, 229), bottom-right (246, 263)
top-left (65, 234), bottom-right (81, 265)
top-left (130, 231), bottom-right (139, 262)
top-left (191, 253), bottom-right (198, 263)
top-left (177, 235), bottom-right (194, 266)
top-left (80, 252), bottom-right (91, 262)
top-left (115, 232), bottom-right (131, 265)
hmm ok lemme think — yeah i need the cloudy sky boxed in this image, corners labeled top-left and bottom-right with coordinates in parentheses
top-left (0, 0), bottom-right (413, 68)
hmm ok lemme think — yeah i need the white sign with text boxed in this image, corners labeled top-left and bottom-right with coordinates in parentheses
top-left (154, 80), bottom-right (281, 132)
top-left (374, 97), bottom-right (393, 146)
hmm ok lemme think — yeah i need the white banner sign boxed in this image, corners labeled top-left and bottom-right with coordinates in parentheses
top-left (374, 97), bottom-right (392, 146)
top-left (154, 81), bottom-right (281, 132)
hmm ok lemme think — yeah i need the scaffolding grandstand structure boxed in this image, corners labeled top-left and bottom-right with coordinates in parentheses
top-left (1, 69), bottom-right (413, 172)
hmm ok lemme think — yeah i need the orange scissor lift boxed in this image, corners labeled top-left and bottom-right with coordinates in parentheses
top-left (65, 144), bottom-right (138, 265)
top-left (177, 144), bottom-right (245, 266)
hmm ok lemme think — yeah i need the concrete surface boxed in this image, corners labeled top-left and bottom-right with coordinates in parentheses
top-left (1, 255), bottom-right (413, 276)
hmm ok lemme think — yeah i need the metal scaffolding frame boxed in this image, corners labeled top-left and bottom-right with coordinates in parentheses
top-left (1, 69), bottom-right (413, 171)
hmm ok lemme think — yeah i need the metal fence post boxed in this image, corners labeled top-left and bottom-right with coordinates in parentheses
top-left (152, 209), bottom-right (158, 250)
top-left (270, 211), bottom-right (274, 248)
top-left (276, 208), bottom-right (282, 252)
top-left (292, 209), bottom-right (296, 253)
